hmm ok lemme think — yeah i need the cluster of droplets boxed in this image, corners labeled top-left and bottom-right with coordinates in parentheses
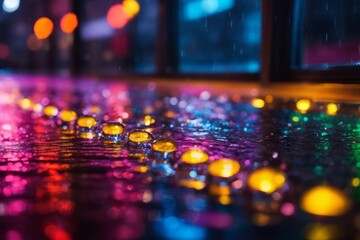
top-left (1, 77), bottom-right (359, 240)
top-left (15, 95), bottom-right (354, 225)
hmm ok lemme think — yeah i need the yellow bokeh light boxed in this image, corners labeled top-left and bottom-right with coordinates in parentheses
top-left (218, 195), bottom-right (232, 205)
top-left (152, 138), bottom-right (177, 153)
top-left (178, 179), bottom-right (206, 190)
top-left (326, 103), bottom-right (338, 116)
top-left (251, 98), bottom-right (265, 108)
top-left (18, 98), bottom-right (33, 110)
top-left (306, 224), bottom-right (339, 240)
top-left (265, 95), bottom-right (273, 103)
top-left (144, 115), bottom-right (155, 126)
top-left (352, 178), bottom-right (360, 187)
top-left (252, 213), bottom-right (271, 227)
top-left (292, 116), bottom-right (299, 122)
top-left (128, 130), bottom-right (153, 143)
top-left (208, 158), bottom-right (240, 178)
top-left (181, 148), bottom-right (209, 164)
top-left (247, 167), bottom-right (286, 194)
top-left (209, 184), bottom-right (231, 195)
top-left (102, 122), bottom-right (125, 135)
top-left (59, 110), bottom-right (77, 122)
top-left (296, 99), bottom-right (311, 113)
top-left (300, 185), bottom-right (350, 217)
top-left (43, 105), bottom-right (59, 117)
top-left (77, 116), bottom-right (97, 128)
top-left (123, 0), bottom-right (140, 18)
top-left (32, 103), bottom-right (43, 113)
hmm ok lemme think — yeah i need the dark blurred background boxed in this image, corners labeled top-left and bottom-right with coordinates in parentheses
top-left (0, 0), bottom-right (359, 78)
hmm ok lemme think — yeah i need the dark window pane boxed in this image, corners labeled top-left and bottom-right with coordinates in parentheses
top-left (179, 0), bottom-right (261, 73)
top-left (297, 0), bottom-right (360, 69)
top-left (80, 0), bottom-right (158, 74)
top-left (0, 0), bottom-right (72, 72)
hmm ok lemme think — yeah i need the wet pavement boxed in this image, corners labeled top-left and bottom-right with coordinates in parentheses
top-left (0, 75), bottom-right (359, 240)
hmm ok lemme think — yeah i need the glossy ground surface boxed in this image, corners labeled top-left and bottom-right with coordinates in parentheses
top-left (0, 75), bottom-right (359, 240)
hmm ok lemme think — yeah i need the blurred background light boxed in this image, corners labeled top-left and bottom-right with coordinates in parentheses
top-left (81, 18), bottom-right (115, 40)
top-left (123, 0), bottom-right (140, 18)
top-left (251, 98), bottom-right (265, 108)
top-left (60, 13), bottom-right (78, 34)
top-left (154, 216), bottom-right (206, 239)
top-left (296, 99), bottom-right (311, 114)
top-left (247, 167), bottom-right (286, 194)
top-left (181, 148), bottom-right (209, 164)
top-left (208, 158), bottom-right (240, 178)
top-left (107, 4), bottom-right (129, 29)
top-left (326, 103), bottom-right (338, 116)
top-left (34, 17), bottom-right (54, 40)
top-left (183, 0), bottom-right (234, 21)
top-left (300, 185), bottom-right (350, 216)
top-left (2, 0), bottom-right (20, 13)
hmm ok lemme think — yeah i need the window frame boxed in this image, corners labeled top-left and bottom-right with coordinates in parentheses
top-left (262, 0), bottom-right (360, 83)
top-left (71, 0), bottom-right (360, 83)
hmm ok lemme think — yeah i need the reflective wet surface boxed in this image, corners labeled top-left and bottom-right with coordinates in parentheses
top-left (0, 75), bottom-right (359, 240)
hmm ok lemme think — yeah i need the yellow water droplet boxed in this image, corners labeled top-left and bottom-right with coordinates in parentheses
top-left (208, 158), bottom-right (240, 178)
top-left (296, 99), bottom-right (311, 113)
top-left (128, 130), bottom-right (153, 143)
top-left (251, 98), bottom-right (265, 108)
top-left (102, 122), bottom-right (125, 135)
top-left (59, 110), bottom-right (77, 122)
top-left (247, 167), bottom-right (286, 194)
top-left (43, 105), bottom-right (58, 117)
top-left (326, 103), bottom-right (338, 116)
top-left (300, 185), bottom-right (350, 216)
top-left (181, 148), bottom-right (208, 164)
top-left (152, 138), bottom-right (177, 153)
top-left (77, 115), bottom-right (97, 128)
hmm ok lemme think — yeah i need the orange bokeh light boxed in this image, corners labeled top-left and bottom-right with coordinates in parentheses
top-left (106, 4), bottom-right (129, 29)
top-left (60, 13), bottom-right (78, 34)
top-left (34, 17), bottom-right (54, 40)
